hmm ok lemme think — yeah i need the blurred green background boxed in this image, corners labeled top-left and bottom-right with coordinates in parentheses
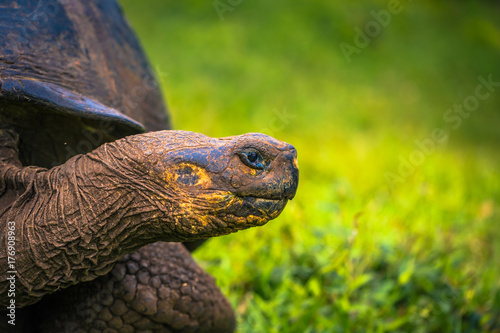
top-left (120, 0), bottom-right (500, 331)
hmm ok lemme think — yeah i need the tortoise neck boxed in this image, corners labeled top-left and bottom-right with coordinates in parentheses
top-left (48, 154), bottom-right (165, 250)
top-left (27, 152), bottom-right (177, 267)
top-left (0, 150), bottom-right (180, 307)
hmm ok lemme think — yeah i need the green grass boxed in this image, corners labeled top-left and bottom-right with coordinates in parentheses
top-left (120, 0), bottom-right (500, 331)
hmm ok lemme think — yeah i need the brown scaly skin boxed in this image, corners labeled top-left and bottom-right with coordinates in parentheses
top-left (36, 242), bottom-right (236, 333)
top-left (0, 128), bottom-right (298, 309)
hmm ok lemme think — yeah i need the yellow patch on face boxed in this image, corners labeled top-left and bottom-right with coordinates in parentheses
top-left (163, 163), bottom-right (212, 188)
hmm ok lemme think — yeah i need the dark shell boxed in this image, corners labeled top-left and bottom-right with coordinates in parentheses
top-left (0, 0), bottom-right (170, 167)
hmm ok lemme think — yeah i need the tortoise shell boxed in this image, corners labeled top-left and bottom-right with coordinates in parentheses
top-left (0, 0), bottom-right (170, 167)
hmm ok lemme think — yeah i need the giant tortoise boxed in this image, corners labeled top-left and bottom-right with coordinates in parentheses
top-left (0, 1), bottom-right (298, 332)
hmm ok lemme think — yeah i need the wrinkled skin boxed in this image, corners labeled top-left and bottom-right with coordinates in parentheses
top-left (0, 128), bottom-right (298, 331)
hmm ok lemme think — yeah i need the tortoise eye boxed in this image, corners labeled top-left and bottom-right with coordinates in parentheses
top-left (239, 150), bottom-right (266, 170)
top-left (247, 152), bottom-right (258, 163)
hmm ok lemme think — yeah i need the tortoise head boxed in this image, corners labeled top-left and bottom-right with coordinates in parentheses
top-left (109, 130), bottom-right (299, 238)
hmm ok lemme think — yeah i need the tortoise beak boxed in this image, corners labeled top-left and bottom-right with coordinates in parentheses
top-left (282, 146), bottom-right (299, 200)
